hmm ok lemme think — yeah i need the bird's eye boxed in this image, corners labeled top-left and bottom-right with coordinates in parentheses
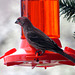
top-left (18, 18), bottom-right (20, 21)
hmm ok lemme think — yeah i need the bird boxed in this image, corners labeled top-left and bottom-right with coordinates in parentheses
top-left (15, 17), bottom-right (75, 63)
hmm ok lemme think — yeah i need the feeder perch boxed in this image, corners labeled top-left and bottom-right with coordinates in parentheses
top-left (0, 0), bottom-right (75, 69)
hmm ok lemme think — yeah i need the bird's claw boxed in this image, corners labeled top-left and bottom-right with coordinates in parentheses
top-left (35, 50), bottom-right (45, 56)
top-left (34, 58), bottom-right (39, 62)
top-left (35, 50), bottom-right (42, 56)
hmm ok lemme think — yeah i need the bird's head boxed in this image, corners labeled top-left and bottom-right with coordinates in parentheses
top-left (15, 17), bottom-right (28, 26)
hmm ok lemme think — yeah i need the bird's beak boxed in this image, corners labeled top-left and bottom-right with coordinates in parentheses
top-left (15, 20), bottom-right (19, 24)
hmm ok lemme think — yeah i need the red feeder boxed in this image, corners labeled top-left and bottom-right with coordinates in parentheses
top-left (1, 0), bottom-right (75, 69)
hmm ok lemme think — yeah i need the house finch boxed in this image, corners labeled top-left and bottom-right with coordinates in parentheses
top-left (15, 17), bottom-right (75, 63)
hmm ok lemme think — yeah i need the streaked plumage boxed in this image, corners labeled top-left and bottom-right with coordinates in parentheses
top-left (15, 17), bottom-right (75, 63)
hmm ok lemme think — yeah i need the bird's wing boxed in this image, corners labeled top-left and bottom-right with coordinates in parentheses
top-left (27, 31), bottom-right (58, 50)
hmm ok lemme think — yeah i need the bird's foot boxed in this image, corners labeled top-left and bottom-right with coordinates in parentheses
top-left (34, 58), bottom-right (39, 62)
top-left (35, 50), bottom-right (45, 56)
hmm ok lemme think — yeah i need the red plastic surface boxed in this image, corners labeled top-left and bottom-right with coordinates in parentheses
top-left (0, 48), bottom-right (17, 59)
top-left (4, 39), bottom-right (75, 69)
top-left (21, 0), bottom-right (60, 39)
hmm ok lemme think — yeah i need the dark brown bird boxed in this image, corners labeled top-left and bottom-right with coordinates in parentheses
top-left (15, 17), bottom-right (75, 63)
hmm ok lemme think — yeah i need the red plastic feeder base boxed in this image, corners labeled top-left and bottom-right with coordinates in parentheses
top-left (3, 39), bottom-right (75, 69)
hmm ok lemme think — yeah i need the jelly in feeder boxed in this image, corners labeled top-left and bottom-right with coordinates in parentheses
top-left (1, 0), bottom-right (75, 69)
top-left (21, 0), bottom-right (60, 39)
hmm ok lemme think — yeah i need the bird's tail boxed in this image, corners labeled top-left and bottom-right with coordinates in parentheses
top-left (57, 49), bottom-right (75, 63)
